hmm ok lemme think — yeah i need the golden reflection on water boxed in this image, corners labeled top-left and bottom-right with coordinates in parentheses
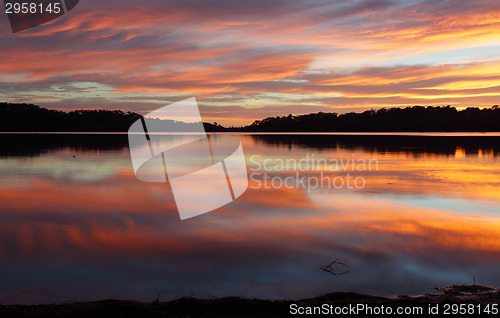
top-left (0, 134), bottom-right (499, 303)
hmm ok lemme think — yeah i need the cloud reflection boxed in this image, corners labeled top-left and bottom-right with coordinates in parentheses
top-left (0, 134), bottom-right (499, 303)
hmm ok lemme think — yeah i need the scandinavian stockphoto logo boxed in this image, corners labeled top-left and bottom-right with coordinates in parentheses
top-left (4, 0), bottom-right (79, 33)
top-left (128, 98), bottom-right (248, 220)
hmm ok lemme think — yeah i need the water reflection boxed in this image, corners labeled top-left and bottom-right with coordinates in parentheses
top-left (251, 134), bottom-right (500, 157)
top-left (0, 133), bottom-right (499, 304)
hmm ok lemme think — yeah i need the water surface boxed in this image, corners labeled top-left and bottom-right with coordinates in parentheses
top-left (0, 133), bottom-right (499, 304)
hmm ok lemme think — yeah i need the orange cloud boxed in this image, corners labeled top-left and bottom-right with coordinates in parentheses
top-left (1, 0), bottom-right (500, 125)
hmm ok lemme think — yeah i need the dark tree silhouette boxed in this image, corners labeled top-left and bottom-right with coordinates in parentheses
top-left (238, 105), bottom-right (500, 132)
top-left (1, 103), bottom-right (500, 132)
top-left (0, 103), bottom-right (142, 132)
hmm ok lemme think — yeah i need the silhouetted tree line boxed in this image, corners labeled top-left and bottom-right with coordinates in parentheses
top-left (0, 103), bottom-right (229, 132)
top-left (0, 103), bottom-right (142, 132)
top-left (240, 105), bottom-right (500, 132)
top-left (1, 103), bottom-right (500, 132)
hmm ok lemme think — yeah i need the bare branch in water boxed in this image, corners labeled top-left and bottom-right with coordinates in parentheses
top-left (320, 259), bottom-right (350, 277)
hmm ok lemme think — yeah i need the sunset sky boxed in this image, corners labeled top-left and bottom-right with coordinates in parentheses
top-left (1, 0), bottom-right (500, 125)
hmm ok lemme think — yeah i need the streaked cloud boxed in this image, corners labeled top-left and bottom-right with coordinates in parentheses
top-left (1, 0), bottom-right (499, 125)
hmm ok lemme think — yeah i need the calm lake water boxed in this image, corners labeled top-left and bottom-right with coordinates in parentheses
top-left (0, 133), bottom-right (499, 304)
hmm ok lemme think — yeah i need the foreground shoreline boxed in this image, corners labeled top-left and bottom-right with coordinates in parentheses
top-left (1, 285), bottom-right (498, 317)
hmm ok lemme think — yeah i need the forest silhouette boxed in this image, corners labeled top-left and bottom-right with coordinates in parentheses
top-left (1, 102), bottom-right (499, 132)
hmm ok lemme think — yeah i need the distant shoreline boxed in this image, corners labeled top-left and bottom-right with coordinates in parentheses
top-left (1, 132), bottom-right (500, 136)
top-left (1, 103), bottom-right (500, 133)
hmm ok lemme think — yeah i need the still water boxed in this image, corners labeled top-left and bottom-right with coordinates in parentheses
top-left (0, 133), bottom-right (499, 304)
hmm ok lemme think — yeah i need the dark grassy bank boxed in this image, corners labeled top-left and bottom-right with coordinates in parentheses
top-left (1, 285), bottom-right (498, 318)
